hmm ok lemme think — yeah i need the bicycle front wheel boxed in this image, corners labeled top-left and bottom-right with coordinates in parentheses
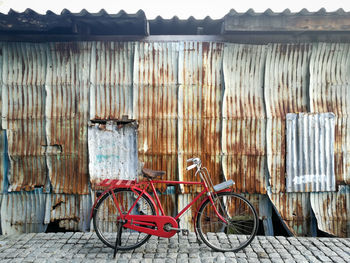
top-left (93, 188), bottom-right (156, 250)
top-left (196, 192), bottom-right (258, 252)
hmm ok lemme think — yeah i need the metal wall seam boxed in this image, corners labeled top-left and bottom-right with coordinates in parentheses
top-left (1, 43), bottom-right (49, 192)
top-left (50, 193), bottom-right (91, 231)
top-left (310, 186), bottom-right (350, 237)
top-left (178, 42), bottom-right (224, 193)
top-left (90, 42), bottom-right (134, 120)
top-left (45, 42), bottom-right (91, 194)
top-left (222, 44), bottom-right (267, 194)
top-left (88, 122), bottom-right (138, 189)
top-left (265, 44), bottom-right (312, 194)
top-left (269, 192), bottom-right (312, 236)
top-left (309, 43), bottom-right (350, 185)
top-left (286, 113), bottom-right (336, 192)
top-left (0, 189), bottom-right (48, 234)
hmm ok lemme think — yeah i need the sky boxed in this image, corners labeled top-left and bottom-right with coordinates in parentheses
top-left (0, 0), bottom-right (350, 19)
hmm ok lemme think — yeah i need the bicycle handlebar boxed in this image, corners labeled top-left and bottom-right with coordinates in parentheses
top-left (186, 157), bottom-right (201, 172)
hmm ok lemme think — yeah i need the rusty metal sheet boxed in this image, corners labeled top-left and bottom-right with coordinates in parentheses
top-left (178, 42), bottom-right (224, 194)
top-left (134, 42), bottom-right (179, 86)
top-left (1, 43), bottom-right (48, 192)
top-left (265, 44), bottom-right (311, 118)
top-left (265, 44), bottom-right (312, 194)
top-left (269, 192), bottom-right (312, 236)
top-left (49, 193), bottom-right (91, 231)
top-left (310, 186), bottom-right (350, 237)
top-left (88, 122), bottom-right (138, 189)
top-left (222, 44), bottom-right (267, 194)
top-left (0, 189), bottom-right (48, 234)
top-left (1, 43), bottom-right (47, 123)
top-left (133, 42), bottom-right (179, 189)
top-left (90, 42), bottom-right (134, 120)
top-left (45, 42), bottom-right (91, 194)
top-left (5, 120), bottom-right (49, 192)
top-left (309, 43), bottom-right (350, 185)
top-left (286, 113), bottom-right (336, 192)
top-left (223, 44), bottom-right (266, 119)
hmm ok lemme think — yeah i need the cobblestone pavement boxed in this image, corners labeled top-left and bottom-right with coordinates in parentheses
top-left (0, 232), bottom-right (349, 263)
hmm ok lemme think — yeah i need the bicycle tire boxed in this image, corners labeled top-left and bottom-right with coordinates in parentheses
top-left (196, 192), bottom-right (258, 252)
top-left (93, 188), bottom-right (156, 250)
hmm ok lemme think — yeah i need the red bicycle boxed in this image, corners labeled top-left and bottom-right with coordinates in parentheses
top-left (91, 157), bottom-right (258, 254)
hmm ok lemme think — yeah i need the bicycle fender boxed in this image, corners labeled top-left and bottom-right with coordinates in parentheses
top-left (90, 186), bottom-right (159, 219)
top-left (193, 189), bottom-right (232, 231)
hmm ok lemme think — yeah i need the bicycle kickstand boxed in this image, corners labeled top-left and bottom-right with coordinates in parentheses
top-left (113, 221), bottom-right (123, 258)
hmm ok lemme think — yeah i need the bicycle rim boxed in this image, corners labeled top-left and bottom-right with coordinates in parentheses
top-left (93, 188), bottom-right (156, 250)
top-left (196, 192), bottom-right (258, 252)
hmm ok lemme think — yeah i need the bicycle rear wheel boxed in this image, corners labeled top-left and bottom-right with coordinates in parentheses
top-left (196, 192), bottom-right (258, 252)
top-left (93, 188), bottom-right (156, 250)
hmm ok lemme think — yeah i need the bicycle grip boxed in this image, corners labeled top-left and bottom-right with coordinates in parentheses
top-left (186, 158), bottom-right (194, 163)
top-left (186, 164), bottom-right (196, 171)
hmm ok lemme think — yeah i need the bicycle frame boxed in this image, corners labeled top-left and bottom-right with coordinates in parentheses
top-left (91, 177), bottom-right (230, 238)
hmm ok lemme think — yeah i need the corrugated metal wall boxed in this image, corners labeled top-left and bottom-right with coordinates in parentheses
top-left (0, 40), bottom-right (349, 237)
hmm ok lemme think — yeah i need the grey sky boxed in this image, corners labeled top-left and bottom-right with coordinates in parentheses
top-left (0, 0), bottom-right (349, 19)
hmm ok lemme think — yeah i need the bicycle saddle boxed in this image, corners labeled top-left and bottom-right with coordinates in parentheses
top-left (142, 168), bottom-right (166, 179)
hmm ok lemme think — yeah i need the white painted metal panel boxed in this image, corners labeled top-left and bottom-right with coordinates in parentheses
top-left (286, 113), bottom-right (336, 192)
top-left (88, 122), bottom-right (138, 189)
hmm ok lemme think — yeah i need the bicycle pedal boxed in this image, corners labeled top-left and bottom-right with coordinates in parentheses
top-left (182, 229), bottom-right (189, 236)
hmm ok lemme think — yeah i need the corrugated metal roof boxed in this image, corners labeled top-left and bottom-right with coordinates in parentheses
top-left (310, 185), bottom-right (350, 237)
top-left (1, 8), bottom-right (350, 37)
top-left (309, 43), bottom-right (350, 186)
top-left (286, 113), bottom-right (336, 192)
top-left (149, 16), bottom-right (223, 35)
top-left (224, 8), bottom-right (350, 32)
top-left (0, 189), bottom-right (48, 234)
top-left (88, 122), bottom-right (138, 189)
top-left (0, 9), bottom-right (148, 35)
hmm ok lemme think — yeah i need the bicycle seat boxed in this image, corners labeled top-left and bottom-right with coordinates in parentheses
top-left (142, 168), bottom-right (166, 179)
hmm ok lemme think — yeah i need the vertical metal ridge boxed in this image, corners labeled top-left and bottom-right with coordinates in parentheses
top-left (178, 42), bottom-right (223, 194)
top-left (133, 42), bottom-right (179, 190)
top-left (265, 44), bottom-right (311, 118)
top-left (45, 42), bottom-right (91, 194)
top-left (309, 43), bottom-right (350, 185)
top-left (1, 43), bottom-right (48, 192)
top-left (0, 189), bottom-right (48, 234)
top-left (265, 44), bottom-right (312, 195)
top-left (222, 44), bottom-right (267, 194)
top-left (90, 42), bottom-right (134, 120)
